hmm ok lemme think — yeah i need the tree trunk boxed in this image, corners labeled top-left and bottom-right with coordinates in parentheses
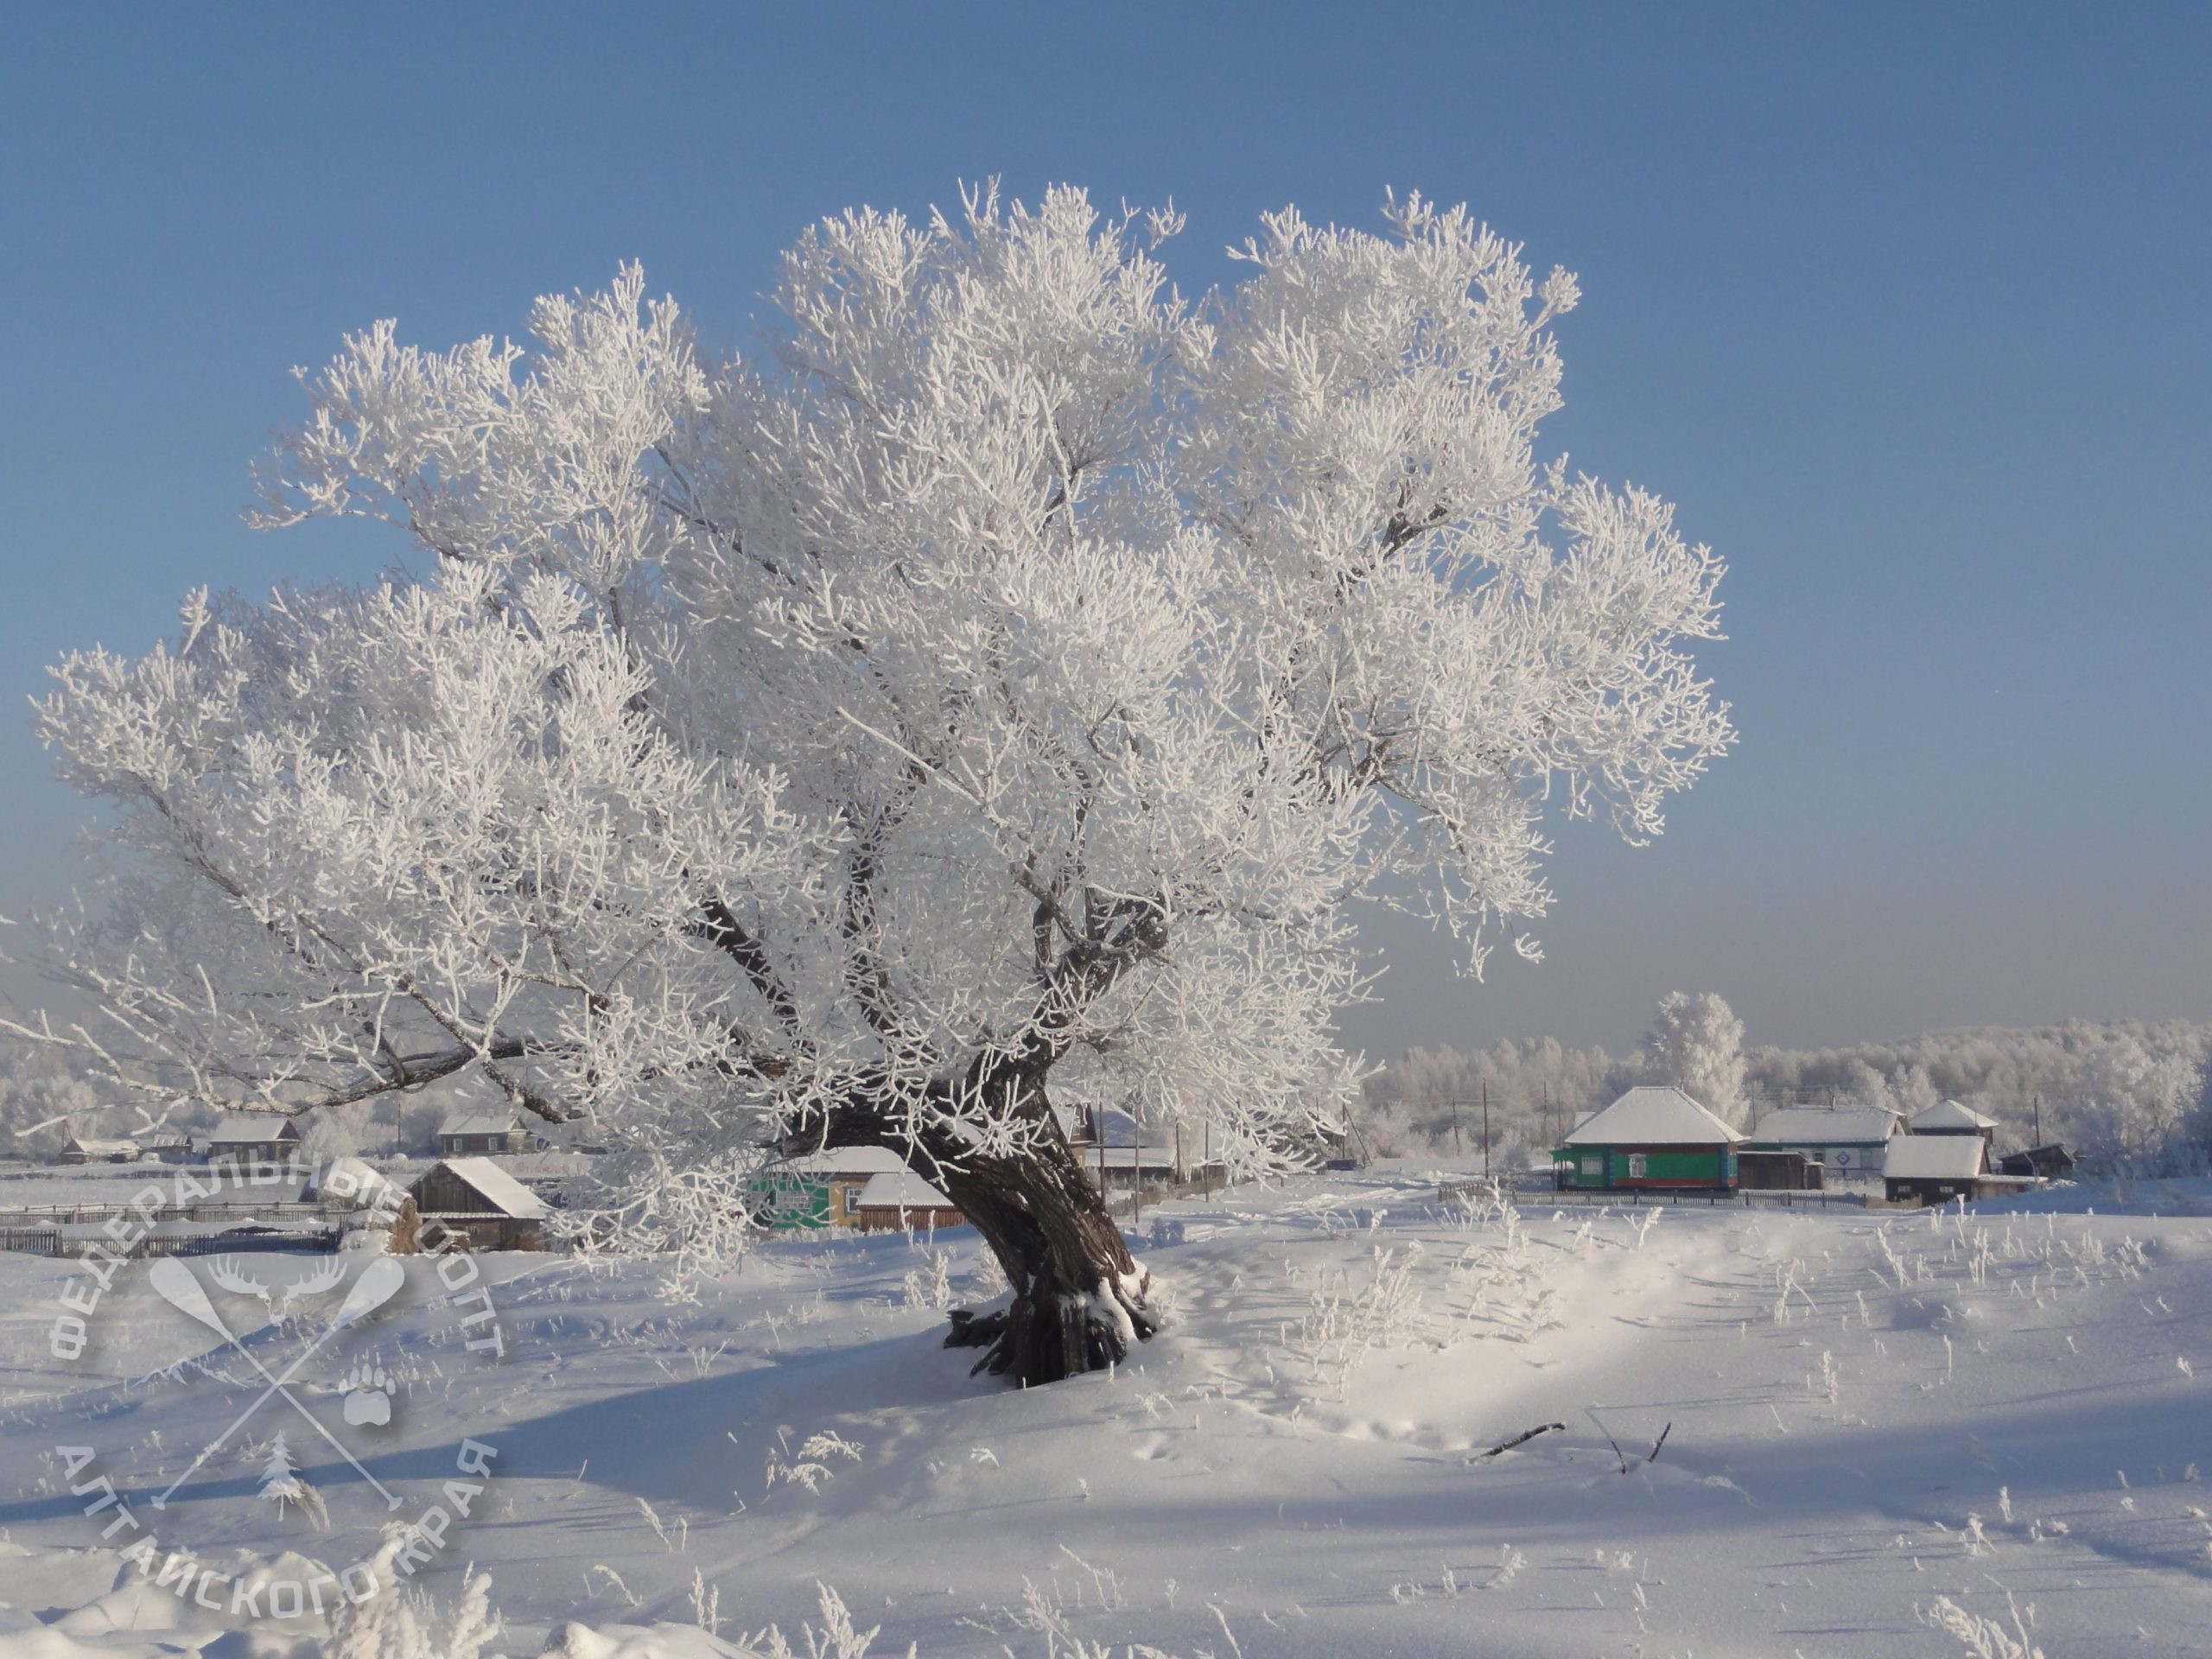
top-left (932, 1127), bottom-right (1161, 1387)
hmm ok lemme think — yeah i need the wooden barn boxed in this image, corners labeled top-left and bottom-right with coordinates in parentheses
top-left (1882, 1135), bottom-right (2033, 1206)
top-left (406, 1157), bottom-right (550, 1250)
top-left (1742, 1105), bottom-right (1902, 1181)
top-left (59, 1131), bottom-right (143, 1165)
top-left (1554, 1087), bottom-right (1744, 1192)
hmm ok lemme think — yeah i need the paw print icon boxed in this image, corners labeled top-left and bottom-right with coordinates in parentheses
top-left (340, 1359), bottom-right (395, 1428)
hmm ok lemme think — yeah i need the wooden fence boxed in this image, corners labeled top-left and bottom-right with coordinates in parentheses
top-left (1440, 1181), bottom-right (1870, 1211)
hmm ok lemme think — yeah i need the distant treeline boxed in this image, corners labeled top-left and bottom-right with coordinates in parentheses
top-left (1363, 1015), bottom-right (2212, 1174)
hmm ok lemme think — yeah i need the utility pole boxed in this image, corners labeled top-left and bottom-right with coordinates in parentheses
top-left (2033, 1093), bottom-right (2042, 1146)
top-left (1451, 1096), bottom-right (1462, 1159)
top-left (1482, 1081), bottom-right (1491, 1179)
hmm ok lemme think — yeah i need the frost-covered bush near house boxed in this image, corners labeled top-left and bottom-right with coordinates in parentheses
top-left (11, 183), bottom-right (1735, 1385)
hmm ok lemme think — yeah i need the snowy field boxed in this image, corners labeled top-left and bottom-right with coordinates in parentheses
top-left (0, 1168), bottom-right (2208, 1656)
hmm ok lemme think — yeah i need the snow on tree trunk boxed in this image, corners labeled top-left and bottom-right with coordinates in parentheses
top-left (936, 1132), bottom-right (1159, 1385)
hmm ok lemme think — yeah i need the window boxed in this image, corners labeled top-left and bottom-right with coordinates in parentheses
top-left (1628, 1153), bottom-right (1649, 1179)
top-left (1580, 1157), bottom-right (1602, 1177)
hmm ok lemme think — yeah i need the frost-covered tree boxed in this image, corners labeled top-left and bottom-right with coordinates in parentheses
top-left (2075, 1033), bottom-right (2200, 1164)
top-left (1643, 991), bottom-right (1746, 1125)
top-left (18, 186), bottom-right (1732, 1383)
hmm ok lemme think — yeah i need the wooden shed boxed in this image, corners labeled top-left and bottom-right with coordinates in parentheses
top-left (1554, 1087), bottom-right (1744, 1192)
top-left (60, 1132), bottom-right (143, 1165)
top-left (1882, 1135), bottom-right (2033, 1206)
top-left (407, 1156), bottom-right (550, 1250)
top-left (1737, 1149), bottom-right (1824, 1192)
top-left (1999, 1143), bottom-right (2076, 1180)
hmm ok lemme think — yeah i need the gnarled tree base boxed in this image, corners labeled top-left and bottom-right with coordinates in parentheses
top-left (812, 1071), bottom-right (1167, 1388)
top-left (946, 1269), bottom-right (1162, 1385)
top-left (929, 1119), bottom-right (1165, 1387)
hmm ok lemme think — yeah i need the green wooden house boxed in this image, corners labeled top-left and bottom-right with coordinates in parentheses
top-left (1554, 1086), bottom-right (1745, 1192)
top-left (745, 1146), bottom-right (912, 1231)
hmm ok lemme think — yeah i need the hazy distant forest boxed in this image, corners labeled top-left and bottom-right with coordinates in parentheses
top-left (5, 1006), bottom-right (2208, 1179)
top-left (1362, 1005), bottom-right (2212, 1177)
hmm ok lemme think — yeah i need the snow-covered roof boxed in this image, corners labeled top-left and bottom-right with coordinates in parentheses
top-left (853, 1171), bottom-right (957, 1211)
top-left (309, 1155), bottom-right (394, 1207)
top-left (429, 1156), bottom-right (549, 1218)
top-left (207, 1114), bottom-right (299, 1144)
top-left (1745, 1108), bottom-right (1902, 1147)
top-left (1884, 1136), bottom-right (1990, 1179)
top-left (439, 1113), bottom-right (521, 1138)
top-left (1562, 1087), bottom-right (1745, 1147)
top-left (64, 1135), bottom-right (140, 1157)
top-left (1910, 1099), bottom-right (1999, 1132)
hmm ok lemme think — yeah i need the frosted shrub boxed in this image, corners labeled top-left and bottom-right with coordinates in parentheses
top-left (902, 1247), bottom-right (956, 1312)
top-left (328, 1527), bottom-right (499, 1659)
top-left (1920, 1593), bottom-right (2042, 1659)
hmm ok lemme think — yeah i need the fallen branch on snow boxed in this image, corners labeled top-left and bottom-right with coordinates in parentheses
top-left (1478, 1422), bottom-right (1566, 1459)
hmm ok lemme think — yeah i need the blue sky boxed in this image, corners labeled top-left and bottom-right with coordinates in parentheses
top-left (2, 4), bottom-right (2205, 1058)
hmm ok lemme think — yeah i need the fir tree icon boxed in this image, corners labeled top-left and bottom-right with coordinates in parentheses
top-left (256, 1432), bottom-right (327, 1529)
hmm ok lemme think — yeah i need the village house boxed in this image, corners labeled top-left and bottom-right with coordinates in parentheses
top-left (437, 1111), bottom-right (529, 1157)
top-left (1064, 1103), bottom-right (1224, 1189)
top-left (1881, 1134), bottom-right (2033, 1206)
top-left (1908, 1098), bottom-right (2001, 1144)
top-left (1740, 1104), bottom-right (1902, 1180)
top-left (846, 1169), bottom-right (965, 1232)
top-left (406, 1156), bottom-right (550, 1250)
top-left (748, 1145), bottom-right (916, 1230)
top-left (201, 1113), bottom-right (303, 1164)
top-left (1553, 1086), bottom-right (1744, 1192)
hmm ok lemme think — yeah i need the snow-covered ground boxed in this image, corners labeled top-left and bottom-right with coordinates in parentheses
top-left (1, 1167), bottom-right (2208, 1656)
